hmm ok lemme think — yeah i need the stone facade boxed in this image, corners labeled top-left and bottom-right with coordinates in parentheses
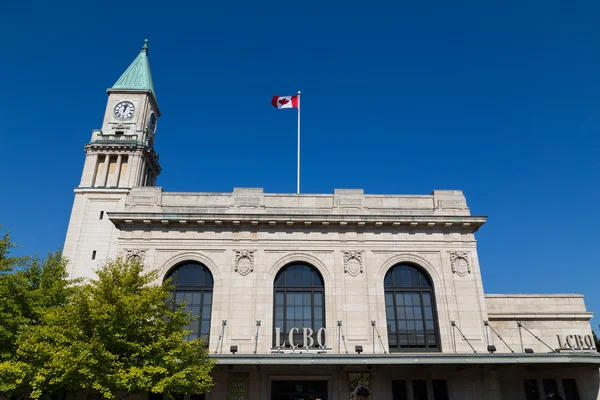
top-left (61, 43), bottom-right (600, 400)
top-left (486, 294), bottom-right (595, 353)
top-left (99, 187), bottom-right (488, 355)
top-left (63, 185), bottom-right (600, 399)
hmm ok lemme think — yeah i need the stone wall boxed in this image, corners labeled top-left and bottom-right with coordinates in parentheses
top-left (123, 187), bottom-right (474, 217)
top-left (486, 294), bottom-right (595, 354)
top-left (63, 189), bottom-right (129, 280)
top-left (108, 187), bottom-right (491, 355)
top-left (65, 187), bottom-right (595, 357)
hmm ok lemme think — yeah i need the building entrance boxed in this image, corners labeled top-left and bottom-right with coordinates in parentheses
top-left (271, 380), bottom-right (328, 400)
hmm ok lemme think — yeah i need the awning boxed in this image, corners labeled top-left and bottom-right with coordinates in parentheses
top-left (211, 353), bottom-right (600, 366)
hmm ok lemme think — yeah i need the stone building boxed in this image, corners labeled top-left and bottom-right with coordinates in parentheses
top-left (63, 41), bottom-right (600, 400)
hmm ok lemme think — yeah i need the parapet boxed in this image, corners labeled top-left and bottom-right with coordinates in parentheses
top-left (124, 187), bottom-right (473, 218)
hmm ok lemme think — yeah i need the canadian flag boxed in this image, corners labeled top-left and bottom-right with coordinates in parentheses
top-left (271, 95), bottom-right (299, 109)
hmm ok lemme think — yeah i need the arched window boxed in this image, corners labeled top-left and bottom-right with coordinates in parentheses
top-left (384, 263), bottom-right (439, 352)
top-left (273, 263), bottom-right (325, 348)
top-left (165, 262), bottom-right (214, 343)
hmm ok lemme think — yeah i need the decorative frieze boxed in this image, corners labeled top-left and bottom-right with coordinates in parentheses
top-left (449, 251), bottom-right (471, 277)
top-left (123, 248), bottom-right (147, 263)
top-left (234, 250), bottom-right (255, 276)
top-left (343, 251), bottom-right (363, 276)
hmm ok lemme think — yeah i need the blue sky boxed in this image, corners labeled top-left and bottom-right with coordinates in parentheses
top-left (0, 1), bottom-right (598, 330)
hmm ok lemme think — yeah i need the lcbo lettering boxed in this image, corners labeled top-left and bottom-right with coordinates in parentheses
top-left (274, 327), bottom-right (327, 348)
top-left (556, 334), bottom-right (596, 350)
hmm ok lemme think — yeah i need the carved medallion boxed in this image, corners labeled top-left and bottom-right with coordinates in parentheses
top-left (235, 250), bottom-right (255, 276)
top-left (124, 248), bottom-right (146, 263)
top-left (343, 251), bottom-right (363, 276)
top-left (449, 252), bottom-right (471, 277)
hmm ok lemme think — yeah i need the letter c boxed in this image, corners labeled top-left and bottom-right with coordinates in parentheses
top-left (289, 327), bottom-right (299, 347)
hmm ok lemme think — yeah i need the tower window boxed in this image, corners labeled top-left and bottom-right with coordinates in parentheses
top-left (115, 131), bottom-right (124, 136)
top-left (99, 211), bottom-right (104, 220)
top-left (92, 251), bottom-right (96, 260)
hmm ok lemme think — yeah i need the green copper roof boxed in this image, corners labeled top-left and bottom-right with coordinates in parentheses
top-left (110, 39), bottom-right (156, 96)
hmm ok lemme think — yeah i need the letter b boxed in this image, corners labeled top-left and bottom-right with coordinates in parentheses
top-left (303, 327), bottom-right (314, 348)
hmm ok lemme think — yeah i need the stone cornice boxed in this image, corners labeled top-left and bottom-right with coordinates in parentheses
top-left (84, 143), bottom-right (161, 175)
top-left (74, 188), bottom-right (131, 194)
top-left (85, 142), bottom-right (142, 151)
top-left (486, 294), bottom-right (585, 298)
top-left (487, 312), bottom-right (593, 321)
top-left (107, 212), bottom-right (486, 233)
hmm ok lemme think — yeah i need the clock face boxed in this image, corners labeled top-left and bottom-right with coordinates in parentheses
top-left (149, 113), bottom-right (157, 133)
top-left (114, 101), bottom-right (135, 119)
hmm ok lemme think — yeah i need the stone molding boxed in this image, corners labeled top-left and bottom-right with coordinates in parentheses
top-left (376, 253), bottom-right (442, 289)
top-left (107, 213), bottom-right (486, 233)
top-left (234, 250), bottom-right (255, 276)
top-left (123, 248), bottom-right (146, 263)
top-left (158, 251), bottom-right (221, 282)
top-left (343, 251), bottom-right (363, 276)
top-left (449, 251), bottom-right (471, 277)
top-left (487, 312), bottom-right (594, 321)
top-left (267, 252), bottom-right (333, 290)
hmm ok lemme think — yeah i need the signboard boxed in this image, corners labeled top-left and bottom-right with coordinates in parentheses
top-left (349, 373), bottom-right (371, 400)
top-left (274, 327), bottom-right (327, 348)
top-left (229, 373), bottom-right (248, 400)
top-left (557, 334), bottom-right (597, 350)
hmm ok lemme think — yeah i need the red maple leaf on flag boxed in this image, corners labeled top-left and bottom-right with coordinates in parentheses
top-left (278, 98), bottom-right (289, 105)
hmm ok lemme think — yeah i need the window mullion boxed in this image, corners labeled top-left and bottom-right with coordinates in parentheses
top-left (397, 290), bottom-right (401, 349)
top-left (420, 290), bottom-right (427, 349)
top-left (391, 289), bottom-right (398, 350)
top-left (311, 290), bottom-right (315, 336)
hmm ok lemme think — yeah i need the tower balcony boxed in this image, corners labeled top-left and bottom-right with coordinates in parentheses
top-left (90, 129), bottom-right (140, 145)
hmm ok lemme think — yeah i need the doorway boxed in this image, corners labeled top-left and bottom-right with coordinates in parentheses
top-left (271, 380), bottom-right (328, 400)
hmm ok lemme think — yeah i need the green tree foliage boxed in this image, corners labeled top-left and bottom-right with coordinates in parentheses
top-left (0, 227), bottom-right (30, 360)
top-left (0, 228), bottom-right (73, 396)
top-left (9, 256), bottom-right (213, 399)
top-left (593, 331), bottom-right (600, 353)
top-left (0, 227), bottom-right (28, 272)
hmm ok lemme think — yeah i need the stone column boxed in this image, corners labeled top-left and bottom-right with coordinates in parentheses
top-left (122, 154), bottom-right (133, 188)
top-left (80, 153), bottom-right (98, 187)
top-left (142, 165), bottom-right (148, 187)
top-left (144, 165), bottom-right (151, 186)
top-left (136, 156), bottom-right (146, 186)
top-left (129, 153), bottom-right (143, 187)
top-left (100, 154), bottom-right (111, 187)
top-left (114, 154), bottom-right (123, 187)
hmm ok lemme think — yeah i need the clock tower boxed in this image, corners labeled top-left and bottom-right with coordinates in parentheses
top-left (80, 39), bottom-right (161, 189)
top-left (63, 40), bottom-right (161, 279)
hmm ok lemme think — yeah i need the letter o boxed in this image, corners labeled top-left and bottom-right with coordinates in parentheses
top-left (317, 327), bottom-right (327, 348)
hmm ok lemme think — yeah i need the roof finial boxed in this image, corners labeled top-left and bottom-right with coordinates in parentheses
top-left (142, 39), bottom-right (149, 52)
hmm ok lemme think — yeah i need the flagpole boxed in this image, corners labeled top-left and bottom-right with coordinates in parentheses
top-left (297, 90), bottom-right (301, 194)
